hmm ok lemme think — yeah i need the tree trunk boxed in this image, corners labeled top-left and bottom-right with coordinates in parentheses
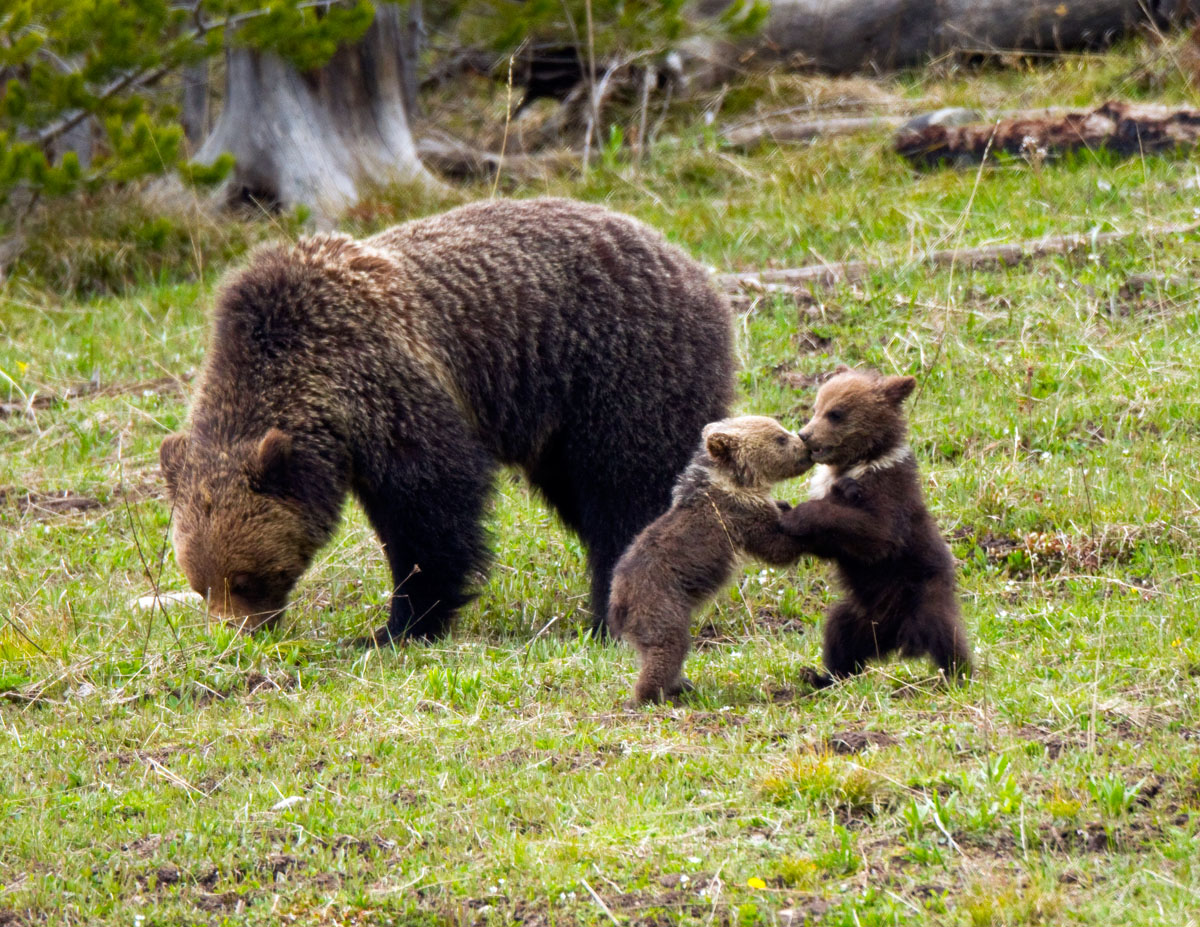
top-left (194, 3), bottom-right (434, 220)
top-left (400, 0), bottom-right (423, 119)
top-left (181, 61), bottom-right (209, 147)
top-left (755, 0), bottom-right (1196, 73)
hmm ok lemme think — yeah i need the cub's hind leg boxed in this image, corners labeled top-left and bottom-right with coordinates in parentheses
top-left (903, 581), bottom-right (972, 683)
top-left (822, 599), bottom-right (890, 680)
top-left (620, 600), bottom-right (693, 704)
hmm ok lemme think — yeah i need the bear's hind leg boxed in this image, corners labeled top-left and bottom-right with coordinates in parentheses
top-left (822, 600), bottom-right (888, 679)
top-left (580, 481), bottom-right (681, 639)
top-left (628, 615), bottom-right (693, 704)
top-left (902, 584), bottom-right (972, 683)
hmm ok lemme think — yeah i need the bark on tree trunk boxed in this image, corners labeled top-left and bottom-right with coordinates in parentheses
top-left (753, 0), bottom-right (1196, 73)
top-left (181, 61), bottom-right (209, 147)
top-left (400, 0), bottom-right (423, 119)
top-left (194, 3), bottom-right (434, 220)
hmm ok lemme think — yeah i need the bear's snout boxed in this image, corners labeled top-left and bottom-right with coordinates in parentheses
top-left (207, 591), bottom-right (286, 633)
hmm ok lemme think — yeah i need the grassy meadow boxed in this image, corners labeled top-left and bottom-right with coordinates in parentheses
top-left (2, 45), bottom-right (1200, 926)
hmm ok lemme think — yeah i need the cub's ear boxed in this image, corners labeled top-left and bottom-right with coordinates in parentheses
top-left (704, 428), bottom-right (754, 485)
top-left (159, 432), bottom-right (189, 499)
top-left (882, 375), bottom-right (917, 405)
top-left (704, 428), bottom-right (735, 463)
top-left (251, 428), bottom-right (295, 497)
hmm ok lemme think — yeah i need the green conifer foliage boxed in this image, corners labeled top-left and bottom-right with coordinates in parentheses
top-left (0, 0), bottom-right (374, 210)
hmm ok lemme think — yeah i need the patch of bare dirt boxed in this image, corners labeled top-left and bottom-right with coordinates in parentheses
top-left (0, 488), bottom-right (102, 516)
top-left (122, 833), bottom-right (176, 857)
top-left (195, 890), bottom-right (244, 912)
top-left (796, 330), bottom-right (833, 354)
top-left (152, 864), bottom-right (181, 886)
top-left (484, 744), bottom-right (626, 773)
top-left (825, 730), bottom-right (898, 754)
top-left (163, 669), bottom-right (297, 707)
top-left (1014, 725), bottom-right (1086, 759)
top-left (114, 747), bottom-right (186, 769)
top-left (775, 363), bottom-right (849, 394)
top-left (953, 524), bottom-right (1164, 576)
top-left (1042, 818), bottom-right (1168, 854)
top-left (1104, 274), bottom-right (1193, 318)
top-left (0, 378), bottom-right (101, 417)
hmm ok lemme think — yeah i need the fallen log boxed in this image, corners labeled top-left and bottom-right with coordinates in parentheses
top-left (718, 221), bottom-right (1200, 294)
top-left (748, 0), bottom-right (1197, 74)
top-left (724, 114), bottom-right (905, 149)
top-left (725, 107), bottom-right (980, 150)
top-left (896, 101), bottom-right (1200, 167)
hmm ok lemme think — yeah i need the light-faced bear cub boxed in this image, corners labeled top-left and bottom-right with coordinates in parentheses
top-left (608, 416), bottom-right (812, 703)
top-left (780, 368), bottom-right (971, 686)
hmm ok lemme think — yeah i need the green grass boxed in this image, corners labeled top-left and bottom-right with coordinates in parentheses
top-left (3, 49), bottom-right (1200, 926)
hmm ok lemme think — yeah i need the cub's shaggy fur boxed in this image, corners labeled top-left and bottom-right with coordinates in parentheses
top-left (160, 198), bottom-right (733, 637)
top-left (780, 369), bottom-right (971, 685)
top-left (608, 416), bottom-right (812, 703)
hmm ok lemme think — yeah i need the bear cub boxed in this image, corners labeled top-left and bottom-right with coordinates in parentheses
top-left (608, 416), bottom-right (812, 703)
top-left (780, 368), bottom-right (971, 686)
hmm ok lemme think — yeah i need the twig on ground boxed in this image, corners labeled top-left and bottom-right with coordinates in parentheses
top-left (717, 221), bottom-right (1200, 293)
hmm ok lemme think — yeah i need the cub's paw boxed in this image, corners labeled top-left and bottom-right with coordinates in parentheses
top-left (775, 499), bottom-right (794, 513)
top-left (632, 677), bottom-right (695, 706)
top-left (832, 477), bottom-right (863, 505)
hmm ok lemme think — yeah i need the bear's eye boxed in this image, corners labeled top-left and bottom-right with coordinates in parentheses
top-left (775, 435), bottom-right (788, 445)
top-left (826, 408), bottom-right (845, 423)
top-left (227, 574), bottom-right (254, 598)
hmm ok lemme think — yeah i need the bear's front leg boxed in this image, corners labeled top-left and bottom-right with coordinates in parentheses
top-left (741, 511), bottom-right (809, 567)
top-left (831, 476), bottom-right (863, 506)
top-left (357, 433), bottom-right (496, 644)
top-left (779, 498), bottom-right (898, 562)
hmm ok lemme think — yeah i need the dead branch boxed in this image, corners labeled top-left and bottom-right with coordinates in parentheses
top-left (718, 221), bottom-right (1200, 295)
top-left (723, 114), bottom-right (906, 149)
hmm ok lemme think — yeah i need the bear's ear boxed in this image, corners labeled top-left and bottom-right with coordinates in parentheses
top-left (704, 428), bottom-right (735, 464)
top-left (882, 375), bottom-right (917, 405)
top-left (160, 432), bottom-right (189, 499)
top-left (251, 428), bottom-right (295, 497)
top-left (705, 429), bottom-right (754, 485)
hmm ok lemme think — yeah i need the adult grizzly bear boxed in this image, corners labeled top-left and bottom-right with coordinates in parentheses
top-left (160, 198), bottom-right (734, 641)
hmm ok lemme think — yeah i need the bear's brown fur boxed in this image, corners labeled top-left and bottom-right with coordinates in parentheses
top-left (160, 198), bottom-right (734, 635)
top-left (608, 416), bottom-right (812, 703)
top-left (779, 368), bottom-right (972, 685)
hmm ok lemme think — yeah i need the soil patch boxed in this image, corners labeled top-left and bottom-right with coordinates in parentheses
top-left (0, 488), bottom-right (102, 516)
top-left (1014, 724), bottom-right (1086, 759)
top-left (825, 730), bottom-right (898, 754)
top-left (195, 890), bottom-right (244, 912)
top-left (952, 524), bottom-right (1158, 575)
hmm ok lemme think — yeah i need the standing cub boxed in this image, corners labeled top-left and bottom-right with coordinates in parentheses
top-left (780, 368), bottom-right (971, 685)
top-left (608, 416), bottom-right (812, 703)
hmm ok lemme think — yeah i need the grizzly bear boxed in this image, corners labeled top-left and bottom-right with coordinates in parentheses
top-left (159, 198), bottom-right (734, 638)
top-left (779, 368), bottom-right (972, 685)
top-left (608, 416), bottom-right (813, 703)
